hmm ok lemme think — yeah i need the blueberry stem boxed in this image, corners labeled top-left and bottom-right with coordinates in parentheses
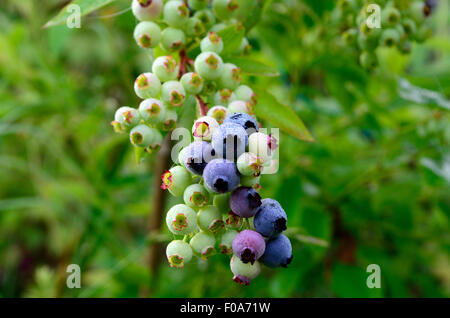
top-left (244, 218), bottom-right (251, 229)
top-left (183, 234), bottom-right (189, 242)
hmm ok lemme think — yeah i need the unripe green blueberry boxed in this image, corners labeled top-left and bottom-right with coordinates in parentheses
top-left (161, 27), bottom-right (186, 52)
top-left (228, 100), bottom-right (253, 115)
top-left (359, 22), bottom-right (381, 38)
top-left (162, 165), bottom-right (191, 196)
top-left (114, 106), bottom-right (140, 128)
top-left (161, 80), bottom-right (186, 107)
top-left (359, 51), bottom-right (378, 69)
top-left (200, 32), bottom-right (224, 54)
top-left (164, 0), bottom-right (190, 28)
top-left (230, 255), bottom-right (260, 286)
top-left (134, 72), bottom-right (161, 99)
top-left (342, 28), bottom-right (357, 45)
top-left (240, 174), bottom-right (261, 189)
top-left (183, 184), bottom-right (209, 208)
top-left (152, 55), bottom-right (179, 82)
top-left (192, 116), bottom-right (219, 141)
top-left (357, 33), bottom-right (378, 51)
top-left (180, 72), bottom-right (204, 95)
top-left (198, 205), bottom-right (225, 233)
top-left (133, 21), bottom-right (161, 49)
top-left (218, 63), bottom-right (241, 90)
top-left (219, 229), bottom-right (238, 254)
top-left (207, 106), bottom-right (228, 124)
top-left (234, 85), bottom-right (257, 106)
top-left (214, 88), bottom-right (236, 105)
top-left (382, 7), bottom-right (401, 27)
top-left (249, 132), bottom-right (276, 163)
top-left (415, 24), bottom-right (433, 43)
top-left (138, 98), bottom-right (166, 124)
top-left (402, 19), bottom-right (417, 37)
top-left (132, 0), bottom-right (163, 21)
top-left (161, 109), bottom-right (178, 131)
top-left (398, 40), bottom-right (412, 54)
top-left (188, 0), bottom-right (208, 10)
top-left (236, 37), bottom-right (251, 55)
top-left (166, 240), bottom-right (193, 269)
top-left (194, 10), bottom-right (216, 29)
top-left (190, 231), bottom-right (216, 260)
top-left (185, 17), bottom-right (206, 37)
top-left (213, 192), bottom-right (230, 212)
top-left (224, 211), bottom-right (242, 229)
top-left (201, 81), bottom-right (217, 96)
top-left (194, 51), bottom-right (224, 80)
top-left (213, 0), bottom-right (239, 21)
top-left (129, 124), bottom-right (157, 148)
top-left (237, 152), bottom-right (263, 177)
top-left (337, 0), bottom-right (357, 12)
top-left (166, 204), bottom-right (197, 235)
top-left (380, 28), bottom-right (400, 47)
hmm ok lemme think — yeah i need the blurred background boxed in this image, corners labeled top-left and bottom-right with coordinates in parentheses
top-left (0, 0), bottom-right (449, 298)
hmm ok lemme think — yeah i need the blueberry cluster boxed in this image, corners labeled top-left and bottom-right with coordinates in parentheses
top-left (335, 0), bottom-right (437, 69)
top-left (111, 0), bottom-right (290, 286)
top-left (111, 0), bottom-right (252, 156)
top-left (163, 114), bottom-right (292, 285)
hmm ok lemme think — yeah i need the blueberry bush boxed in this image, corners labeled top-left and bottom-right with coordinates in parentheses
top-left (0, 0), bottom-right (449, 297)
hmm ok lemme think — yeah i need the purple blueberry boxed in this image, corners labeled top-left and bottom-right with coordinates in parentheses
top-left (211, 122), bottom-right (248, 161)
top-left (232, 229), bottom-right (265, 264)
top-left (184, 141), bottom-right (216, 175)
top-left (203, 159), bottom-right (240, 193)
top-left (223, 112), bottom-right (258, 135)
top-left (260, 234), bottom-right (293, 268)
top-left (253, 198), bottom-right (287, 237)
top-left (230, 186), bottom-right (262, 218)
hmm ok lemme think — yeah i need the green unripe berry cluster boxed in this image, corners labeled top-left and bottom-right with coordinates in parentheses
top-left (335, 0), bottom-right (436, 70)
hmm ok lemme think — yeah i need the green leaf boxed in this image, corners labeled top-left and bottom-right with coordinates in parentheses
top-left (217, 24), bottom-right (245, 56)
top-left (398, 78), bottom-right (450, 110)
top-left (254, 88), bottom-right (315, 142)
top-left (225, 56), bottom-right (279, 77)
top-left (44, 0), bottom-right (116, 28)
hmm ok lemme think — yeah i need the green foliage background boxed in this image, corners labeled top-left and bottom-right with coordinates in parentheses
top-left (0, 0), bottom-right (449, 298)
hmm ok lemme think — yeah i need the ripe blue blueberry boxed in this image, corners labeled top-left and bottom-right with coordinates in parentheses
top-left (232, 230), bottom-right (265, 264)
top-left (132, 0), bottom-right (163, 21)
top-left (260, 234), bottom-right (293, 268)
top-left (230, 255), bottom-right (260, 286)
top-left (253, 198), bottom-right (287, 237)
top-left (230, 186), bottom-right (262, 218)
top-left (211, 122), bottom-right (248, 160)
top-left (183, 141), bottom-right (216, 175)
top-left (224, 112), bottom-right (258, 135)
top-left (203, 159), bottom-right (240, 193)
